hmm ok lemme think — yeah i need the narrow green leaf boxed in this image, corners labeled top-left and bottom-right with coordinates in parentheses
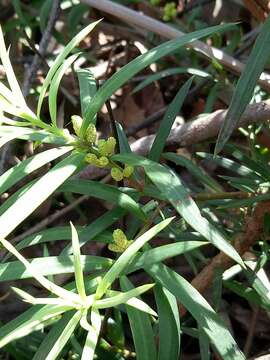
top-left (163, 152), bottom-right (222, 192)
top-left (0, 128), bottom-right (38, 149)
top-left (0, 179), bottom-right (36, 217)
top-left (127, 241), bottom-right (207, 273)
top-left (0, 96), bottom-right (38, 123)
top-left (215, 15), bottom-right (270, 154)
top-left (113, 154), bottom-right (244, 266)
top-left (198, 325), bottom-right (210, 360)
top-left (0, 126), bottom-right (70, 145)
top-left (0, 304), bottom-right (72, 348)
top-left (37, 20), bottom-right (101, 117)
top-left (81, 308), bottom-right (101, 360)
top-left (0, 25), bottom-right (26, 107)
top-left (120, 276), bottom-right (157, 360)
top-left (61, 207), bottom-right (126, 254)
top-left (0, 146), bottom-right (72, 196)
top-left (107, 289), bottom-right (157, 316)
top-left (94, 284), bottom-right (154, 309)
top-left (70, 222), bottom-right (86, 301)
top-left (11, 0), bottom-right (27, 26)
top-left (12, 286), bottom-right (35, 303)
top-left (197, 152), bottom-right (261, 178)
top-left (225, 144), bottom-right (270, 181)
top-left (147, 264), bottom-right (245, 360)
top-left (149, 77), bottom-right (193, 161)
top-left (49, 53), bottom-right (80, 126)
top-left (0, 81), bottom-right (14, 103)
top-left (244, 266), bottom-right (270, 306)
top-left (0, 276), bottom-right (99, 348)
top-left (68, 4), bottom-right (89, 37)
top-left (115, 121), bottom-right (132, 153)
top-left (0, 241), bottom-right (205, 281)
top-left (0, 152), bottom-right (83, 238)
top-left (13, 227), bottom-right (78, 253)
top-left (81, 23), bottom-right (235, 134)
top-left (60, 179), bottom-right (146, 221)
top-left (211, 193), bottom-right (270, 209)
top-left (95, 217), bottom-right (173, 299)
top-left (115, 121), bottom-right (141, 181)
top-left (77, 68), bottom-right (97, 121)
top-left (33, 311), bottom-right (76, 360)
top-left (39, 0), bottom-right (53, 32)
top-left (133, 67), bottom-right (209, 93)
top-left (34, 310), bottom-right (82, 360)
top-left (154, 285), bottom-right (180, 360)
top-left (0, 255), bottom-right (112, 282)
top-left (0, 237), bottom-right (81, 302)
top-left (224, 280), bottom-right (270, 311)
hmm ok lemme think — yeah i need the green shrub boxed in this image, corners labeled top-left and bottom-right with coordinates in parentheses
top-left (0, 16), bottom-right (269, 360)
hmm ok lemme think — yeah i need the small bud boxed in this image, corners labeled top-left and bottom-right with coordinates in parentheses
top-left (163, 2), bottom-right (177, 21)
top-left (85, 123), bottom-right (97, 144)
top-left (97, 156), bottom-right (109, 167)
top-left (98, 139), bottom-right (108, 156)
top-left (111, 167), bottom-right (123, 181)
top-left (71, 115), bottom-right (83, 136)
top-left (85, 153), bottom-right (98, 165)
top-left (106, 137), bottom-right (116, 155)
top-left (123, 165), bottom-right (134, 178)
top-left (108, 229), bottom-right (133, 253)
top-left (113, 229), bottom-right (127, 245)
top-left (108, 244), bottom-right (123, 253)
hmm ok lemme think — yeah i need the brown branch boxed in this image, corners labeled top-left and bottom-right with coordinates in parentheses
top-left (130, 99), bottom-right (270, 155)
top-left (244, 0), bottom-right (270, 21)
top-left (179, 200), bottom-right (270, 317)
top-left (194, 191), bottom-right (250, 201)
top-left (80, 0), bottom-right (270, 92)
top-left (79, 100), bottom-right (270, 179)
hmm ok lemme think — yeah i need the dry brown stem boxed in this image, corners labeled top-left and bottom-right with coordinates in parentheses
top-left (130, 99), bottom-right (270, 155)
top-left (79, 100), bottom-right (270, 179)
top-left (244, 0), bottom-right (270, 21)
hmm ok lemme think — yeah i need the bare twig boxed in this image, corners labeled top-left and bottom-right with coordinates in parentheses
top-left (22, 0), bottom-right (61, 96)
top-left (244, 0), bottom-right (270, 21)
top-left (79, 100), bottom-right (270, 179)
top-left (194, 191), bottom-right (250, 201)
top-left (80, 0), bottom-right (270, 92)
top-left (130, 99), bottom-right (270, 155)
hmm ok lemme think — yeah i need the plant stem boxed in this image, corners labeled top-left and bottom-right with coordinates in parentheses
top-left (194, 191), bottom-right (250, 201)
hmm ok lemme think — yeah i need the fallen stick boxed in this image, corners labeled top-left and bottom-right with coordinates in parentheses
top-left (130, 99), bottom-right (270, 154)
top-left (78, 99), bottom-right (270, 179)
top-left (81, 0), bottom-right (270, 92)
